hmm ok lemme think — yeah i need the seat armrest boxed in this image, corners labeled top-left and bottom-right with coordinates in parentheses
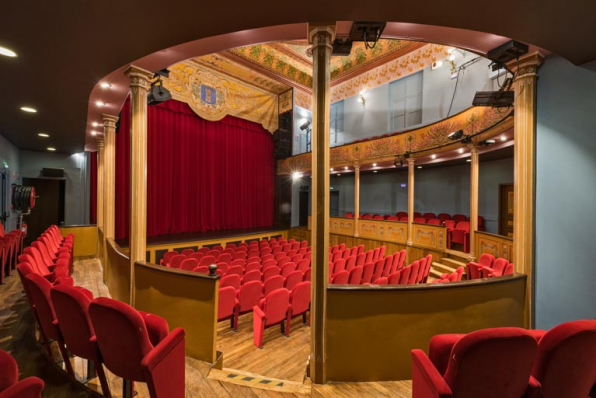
top-left (412, 349), bottom-right (452, 398)
top-left (141, 328), bottom-right (186, 372)
top-left (253, 306), bottom-right (265, 319)
top-left (0, 377), bottom-right (45, 398)
top-left (527, 329), bottom-right (547, 342)
top-left (525, 375), bottom-right (542, 398)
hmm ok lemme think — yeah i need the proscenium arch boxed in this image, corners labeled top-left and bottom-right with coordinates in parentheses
top-left (85, 21), bottom-right (546, 150)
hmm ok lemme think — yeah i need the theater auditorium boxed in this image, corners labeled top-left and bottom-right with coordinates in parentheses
top-left (1, 3), bottom-right (596, 397)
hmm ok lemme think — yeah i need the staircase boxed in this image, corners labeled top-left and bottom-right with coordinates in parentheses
top-left (430, 257), bottom-right (468, 280)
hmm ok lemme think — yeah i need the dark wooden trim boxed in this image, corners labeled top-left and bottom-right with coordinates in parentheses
top-left (135, 261), bottom-right (220, 280)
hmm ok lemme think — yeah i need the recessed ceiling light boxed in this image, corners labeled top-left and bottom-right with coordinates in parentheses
top-left (373, 170), bottom-right (378, 173)
top-left (38, 133), bottom-right (49, 138)
top-left (20, 106), bottom-right (37, 113)
top-left (337, 173), bottom-right (341, 176)
top-left (344, 166), bottom-right (348, 170)
top-left (100, 82), bottom-right (111, 89)
top-left (91, 131), bottom-right (97, 136)
top-left (372, 163), bottom-right (377, 167)
top-left (466, 159), bottom-right (471, 162)
top-left (485, 139), bottom-right (496, 144)
top-left (0, 46), bottom-right (17, 58)
top-left (330, 168), bottom-right (334, 171)
top-left (431, 154), bottom-right (436, 159)
top-left (47, 147), bottom-right (56, 151)
top-left (458, 148), bottom-right (464, 154)
top-left (95, 101), bottom-right (106, 107)
top-left (92, 122), bottom-right (100, 127)
top-left (417, 166), bottom-right (422, 169)
top-left (500, 136), bottom-right (507, 142)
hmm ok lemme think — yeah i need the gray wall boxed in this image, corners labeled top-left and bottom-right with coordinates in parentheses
top-left (19, 150), bottom-right (91, 226)
top-left (0, 134), bottom-right (21, 232)
top-left (535, 55), bottom-right (596, 329)
top-left (293, 158), bottom-right (513, 233)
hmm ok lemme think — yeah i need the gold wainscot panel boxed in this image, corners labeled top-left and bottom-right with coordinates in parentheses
top-left (476, 231), bottom-right (514, 262)
top-left (330, 217), bottom-right (355, 236)
top-left (412, 224), bottom-right (446, 251)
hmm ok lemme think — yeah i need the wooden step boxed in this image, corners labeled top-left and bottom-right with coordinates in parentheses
top-left (432, 261), bottom-right (458, 276)
top-left (442, 258), bottom-right (468, 269)
top-left (429, 268), bottom-right (444, 279)
top-left (209, 367), bottom-right (311, 395)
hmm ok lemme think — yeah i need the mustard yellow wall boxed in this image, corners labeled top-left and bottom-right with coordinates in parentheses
top-left (60, 225), bottom-right (97, 257)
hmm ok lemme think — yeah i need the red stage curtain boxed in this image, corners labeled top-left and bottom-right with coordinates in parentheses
top-left (90, 151), bottom-right (97, 225)
top-left (115, 98), bottom-right (275, 239)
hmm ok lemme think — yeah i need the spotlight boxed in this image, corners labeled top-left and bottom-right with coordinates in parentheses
top-left (92, 122), bottom-right (99, 127)
top-left (20, 106), bottom-right (37, 113)
top-left (300, 120), bottom-right (311, 131)
top-left (394, 157), bottom-right (404, 168)
top-left (148, 69), bottom-right (172, 106)
top-left (372, 163), bottom-right (377, 167)
top-left (479, 139), bottom-right (496, 146)
top-left (91, 131), bottom-right (97, 136)
top-left (431, 154), bottom-right (436, 159)
top-left (500, 136), bottom-right (507, 142)
top-left (349, 21), bottom-right (386, 50)
top-left (417, 166), bottom-right (422, 169)
top-left (38, 133), bottom-right (49, 138)
top-left (448, 130), bottom-right (464, 140)
top-left (458, 148), bottom-right (464, 154)
top-left (292, 171), bottom-right (303, 180)
top-left (344, 166), bottom-right (348, 170)
top-left (95, 101), bottom-right (106, 107)
top-left (330, 168), bottom-right (334, 171)
top-left (373, 170), bottom-right (378, 173)
top-left (461, 136), bottom-right (473, 144)
top-left (100, 82), bottom-right (111, 89)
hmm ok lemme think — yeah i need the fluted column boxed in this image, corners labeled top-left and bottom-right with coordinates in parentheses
top-left (353, 163), bottom-right (360, 238)
top-left (508, 53), bottom-right (544, 328)
top-left (95, 137), bottom-right (105, 241)
top-left (407, 158), bottom-right (415, 245)
top-left (469, 146), bottom-right (479, 258)
top-left (124, 65), bottom-right (153, 305)
top-left (102, 114), bottom-right (118, 281)
top-left (308, 23), bottom-right (335, 384)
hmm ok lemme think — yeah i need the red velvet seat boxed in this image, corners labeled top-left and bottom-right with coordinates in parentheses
top-left (345, 256), bottom-right (356, 272)
top-left (482, 257), bottom-right (508, 278)
top-left (216, 253), bottom-right (232, 264)
top-left (253, 288), bottom-right (291, 348)
top-left (193, 265), bottom-right (209, 274)
top-left (422, 212), bottom-right (436, 220)
top-left (414, 212), bottom-right (422, 218)
top-left (416, 258), bottom-right (427, 284)
top-left (296, 259), bottom-right (310, 273)
top-left (396, 211), bottom-right (408, 218)
top-left (280, 262), bottom-right (296, 278)
top-left (18, 253), bottom-right (69, 283)
top-left (450, 221), bottom-right (470, 252)
top-left (399, 216), bottom-right (409, 222)
top-left (355, 253), bottom-right (366, 267)
top-left (304, 268), bottom-right (311, 281)
top-left (50, 285), bottom-right (110, 395)
top-left (242, 270), bottom-right (262, 285)
top-left (373, 215), bottom-right (384, 220)
top-left (411, 327), bottom-right (538, 398)
top-left (407, 261), bottom-right (420, 284)
top-left (437, 213), bottom-right (451, 221)
top-left (466, 253), bottom-right (495, 280)
top-left (262, 266), bottom-right (280, 282)
top-left (388, 270), bottom-right (401, 285)
top-left (361, 262), bottom-right (375, 284)
top-left (198, 255), bottom-right (217, 267)
top-left (427, 218), bottom-right (441, 226)
top-left (179, 258), bottom-right (198, 271)
top-left (290, 254), bottom-right (303, 263)
top-left (197, 247), bottom-right (210, 256)
top-left (220, 274), bottom-right (241, 291)
top-left (398, 266), bottom-right (411, 284)
top-left (333, 259), bottom-right (346, 274)
top-left (233, 251), bottom-right (246, 260)
top-left (161, 250), bottom-right (179, 266)
top-left (168, 254), bottom-right (186, 269)
top-left (372, 276), bottom-right (388, 284)
top-left (262, 275), bottom-right (284, 296)
top-left (261, 259), bottom-right (277, 270)
top-left (348, 266), bottom-right (363, 284)
top-left (372, 259), bottom-right (385, 282)
top-left (244, 262), bottom-right (260, 273)
top-left (414, 217), bottom-right (427, 224)
top-left (387, 216), bottom-right (399, 221)
top-left (225, 265), bottom-right (243, 277)
top-left (527, 320), bottom-right (596, 398)
top-left (331, 270), bottom-right (349, 284)
top-left (278, 257), bottom-right (290, 267)
top-left (364, 250), bottom-right (374, 264)
top-left (235, 280), bottom-right (263, 329)
top-left (89, 297), bottom-right (185, 398)
top-left (288, 281), bottom-right (311, 330)
top-left (284, 270), bottom-right (304, 291)
top-left (0, 349), bottom-right (44, 398)
top-left (361, 214), bottom-right (372, 219)
top-left (180, 248), bottom-right (194, 257)
top-left (452, 214), bottom-right (467, 222)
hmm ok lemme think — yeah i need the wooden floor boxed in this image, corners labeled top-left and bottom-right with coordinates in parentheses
top-left (0, 257), bottom-right (413, 397)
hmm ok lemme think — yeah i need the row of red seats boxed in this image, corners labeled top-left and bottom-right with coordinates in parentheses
top-left (164, 249), bottom-right (311, 271)
top-left (467, 253), bottom-right (514, 279)
top-left (412, 320), bottom-right (596, 398)
top-left (431, 266), bottom-right (464, 283)
top-left (17, 230), bottom-right (185, 398)
top-left (0, 349), bottom-right (44, 397)
top-left (384, 255), bottom-right (432, 285)
top-left (330, 244), bottom-right (377, 263)
top-left (218, 280), bottom-right (311, 341)
top-left (329, 247), bottom-right (397, 279)
top-left (0, 223), bottom-right (25, 284)
top-left (345, 212), bottom-right (475, 222)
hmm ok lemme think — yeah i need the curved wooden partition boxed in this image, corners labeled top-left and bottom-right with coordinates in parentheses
top-left (134, 262), bottom-right (219, 363)
top-left (324, 274), bottom-right (527, 382)
top-left (105, 238), bottom-right (131, 304)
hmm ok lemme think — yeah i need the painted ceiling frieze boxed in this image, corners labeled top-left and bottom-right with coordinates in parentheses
top-left (164, 61), bottom-right (279, 133)
top-left (277, 106), bottom-right (510, 174)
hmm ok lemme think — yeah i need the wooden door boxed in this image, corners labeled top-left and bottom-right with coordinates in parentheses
top-left (330, 191), bottom-right (340, 217)
top-left (499, 184), bottom-right (514, 237)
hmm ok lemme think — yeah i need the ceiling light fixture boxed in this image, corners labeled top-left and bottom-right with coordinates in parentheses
top-left (20, 106), bottom-right (37, 113)
top-left (344, 166), bottom-right (348, 170)
top-left (38, 133), bottom-right (49, 138)
top-left (431, 154), bottom-right (436, 160)
top-left (458, 148), bottom-right (464, 154)
top-left (92, 122), bottom-right (99, 127)
top-left (373, 170), bottom-right (378, 173)
top-left (0, 46), bottom-right (17, 57)
top-left (100, 82), bottom-right (111, 89)
top-left (466, 159), bottom-right (471, 162)
top-left (95, 101), bottom-right (106, 107)
top-left (330, 168), bottom-right (334, 171)
top-left (372, 163), bottom-right (377, 167)
top-left (91, 131), bottom-right (97, 136)
top-left (417, 166), bottom-right (422, 169)
top-left (337, 173), bottom-right (341, 176)
top-left (292, 171), bottom-right (303, 181)
top-left (432, 60), bottom-right (443, 70)
top-left (47, 147), bottom-right (56, 151)
top-left (501, 136), bottom-right (507, 142)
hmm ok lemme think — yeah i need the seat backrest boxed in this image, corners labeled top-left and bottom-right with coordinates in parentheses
top-left (532, 320), bottom-right (596, 398)
top-left (333, 259), bottom-right (346, 274)
top-left (31, 241), bottom-right (54, 266)
top-left (372, 277), bottom-right (388, 284)
top-left (414, 217), bottom-right (427, 224)
top-left (387, 216), bottom-right (399, 221)
top-left (503, 263), bottom-right (514, 275)
top-left (296, 259), bottom-right (310, 273)
top-left (349, 246), bottom-right (358, 257)
top-left (0, 349), bottom-right (18, 392)
top-left (416, 258), bottom-right (427, 283)
top-left (199, 255), bottom-right (217, 267)
top-left (423, 212), bottom-right (436, 219)
top-left (341, 248), bottom-right (351, 259)
top-left (197, 247), bottom-right (210, 256)
top-left (278, 257), bottom-right (290, 267)
top-left (455, 221), bottom-right (470, 232)
top-left (331, 251), bottom-right (342, 263)
top-left (261, 288), bottom-right (290, 325)
top-left (437, 213), bottom-right (451, 221)
top-left (25, 273), bottom-right (59, 340)
top-left (388, 270), bottom-right (401, 285)
top-left (217, 253), bottom-right (232, 264)
top-left (242, 270), bottom-right (262, 285)
top-left (304, 268), bottom-right (311, 282)
top-left (364, 250), bottom-right (374, 264)
top-left (162, 251), bottom-right (179, 265)
top-left (371, 247), bottom-right (381, 262)
top-left (220, 274), bottom-right (241, 290)
top-left (444, 220), bottom-right (456, 229)
top-left (290, 282), bottom-right (311, 315)
top-left (452, 214), bottom-right (467, 221)
top-left (19, 252), bottom-right (49, 276)
top-left (226, 265), bottom-right (243, 277)
top-left (331, 270), bottom-right (349, 284)
top-left (348, 266), bottom-right (363, 284)
top-left (399, 216), bottom-right (409, 222)
top-left (181, 249), bottom-right (195, 257)
top-left (237, 280), bottom-right (263, 312)
top-left (180, 258), bottom-right (198, 271)
top-left (372, 259), bottom-right (385, 282)
top-left (478, 253), bottom-right (495, 267)
top-left (217, 286), bottom-right (236, 320)
top-left (407, 261), bottom-right (420, 284)
top-left (355, 253), bottom-right (366, 267)
top-left (443, 327), bottom-right (537, 398)
top-left (280, 263), bottom-right (296, 278)
top-left (345, 256), bottom-right (356, 272)
top-left (50, 285), bottom-right (96, 359)
top-left (396, 211), bottom-right (408, 218)
top-left (398, 266), bottom-right (411, 284)
top-left (398, 250), bottom-right (407, 270)
top-left (169, 254), bottom-right (186, 268)
top-left (373, 215), bottom-right (384, 220)
top-left (492, 258), bottom-right (509, 274)
top-left (262, 266), bottom-right (280, 282)
top-left (89, 297), bottom-right (154, 381)
top-left (284, 270), bottom-right (304, 291)
top-left (263, 275), bottom-right (284, 296)
top-left (361, 262), bottom-right (375, 284)
top-left (427, 218), bottom-right (442, 225)
top-left (382, 256), bottom-right (393, 277)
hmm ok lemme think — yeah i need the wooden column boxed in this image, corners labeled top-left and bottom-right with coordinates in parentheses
top-left (407, 158), bottom-right (415, 245)
top-left (124, 65), bottom-right (153, 306)
top-left (308, 23), bottom-right (334, 384)
top-left (509, 53), bottom-right (544, 328)
top-left (469, 145), bottom-right (479, 258)
top-left (102, 114), bottom-right (118, 280)
top-left (353, 163), bottom-right (360, 237)
top-left (95, 137), bottom-right (105, 239)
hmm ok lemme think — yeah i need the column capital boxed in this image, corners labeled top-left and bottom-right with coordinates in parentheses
top-left (307, 23), bottom-right (336, 46)
top-left (407, 158), bottom-right (416, 166)
top-left (353, 163), bottom-right (361, 171)
top-left (95, 137), bottom-right (105, 148)
top-left (124, 65), bottom-right (153, 91)
top-left (507, 52), bottom-right (545, 81)
top-left (102, 113), bottom-right (119, 129)
top-left (469, 145), bottom-right (480, 154)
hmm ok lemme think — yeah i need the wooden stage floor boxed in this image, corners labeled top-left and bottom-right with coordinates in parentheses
top-left (0, 257), bottom-right (412, 397)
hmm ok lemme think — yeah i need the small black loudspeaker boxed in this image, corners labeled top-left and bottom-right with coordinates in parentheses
top-left (41, 168), bottom-right (65, 178)
top-left (273, 129), bottom-right (292, 159)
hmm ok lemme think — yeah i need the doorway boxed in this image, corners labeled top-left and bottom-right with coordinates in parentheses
top-left (330, 191), bottom-right (340, 217)
top-left (22, 178), bottom-right (65, 244)
top-left (498, 183), bottom-right (514, 237)
top-left (0, 172), bottom-right (8, 229)
top-left (298, 190), bottom-right (309, 226)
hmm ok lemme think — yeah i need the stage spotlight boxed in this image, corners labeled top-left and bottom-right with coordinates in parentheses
top-left (448, 129), bottom-right (464, 140)
top-left (300, 120), bottom-right (311, 131)
top-left (292, 171), bottom-right (303, 181)
top-left (148, 69), bottom-right (172, 106)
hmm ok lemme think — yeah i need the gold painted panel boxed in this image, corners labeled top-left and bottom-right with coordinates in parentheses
top-left (330, 218), bottom-right (355, 236)
top-left (384, 222), bottom-right (408, 244)
top-left (412, 224), bottom-right (446, 251)
top-left (476, 231), bottom-right (514, 262)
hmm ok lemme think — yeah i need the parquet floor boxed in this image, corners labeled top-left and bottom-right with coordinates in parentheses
top-left (0, 257), bottom-right (412, 397)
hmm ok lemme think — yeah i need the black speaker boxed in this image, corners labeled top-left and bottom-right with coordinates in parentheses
top-left (41, 168), bottom-right (65, 178)
top-left (273, 129), bottom-right (292, 159)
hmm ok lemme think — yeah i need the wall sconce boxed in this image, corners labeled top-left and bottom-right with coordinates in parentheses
top-left (358, 90), bottom-right (366, 108)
